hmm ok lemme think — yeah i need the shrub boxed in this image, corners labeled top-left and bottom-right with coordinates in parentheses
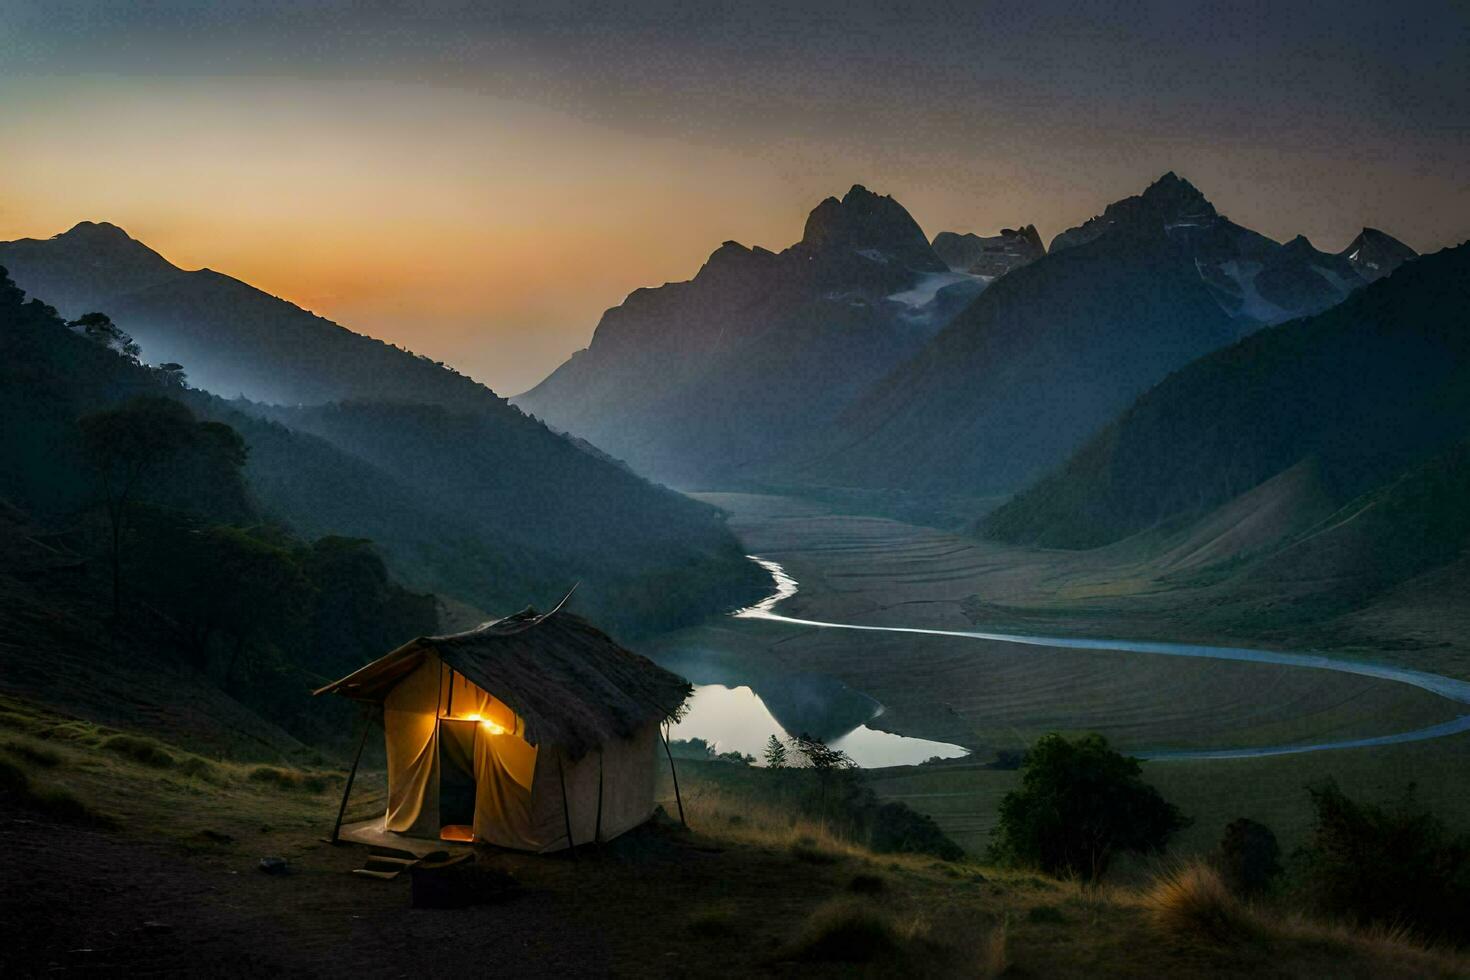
top-left (780, 899), bottom-right (901, 963)
top-left (987, 733), bottom-right (1188, 879)
top-left (1144, 863), bottom-right (1256, 943)
top-left (868, 800), bottom-right (965, 860)
top-left (1297, 779), bottom-right (1470, 945)
top-left (847, 873), bottom-right (887, 895)
top-left (177, 756), bottom-right (222, 783)
top-left (1214, 817), bottom-right (1281, 897)
top-left (0, 757), bottom-right (116, 828)
top-left (102, 734), bottom-right (176, 769)
top-left (4, 739), bottom-right (61, 768)
top-left (790, 836), bottom-right (842, 864)
top-left (248, 765), bottom-right (330, 793)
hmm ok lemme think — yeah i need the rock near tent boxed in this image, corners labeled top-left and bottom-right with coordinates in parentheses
top-left (316, 604), bottom-right (691, 852)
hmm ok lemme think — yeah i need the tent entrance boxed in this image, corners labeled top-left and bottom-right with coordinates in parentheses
top-left (437, 719), bottom-right (478, 841)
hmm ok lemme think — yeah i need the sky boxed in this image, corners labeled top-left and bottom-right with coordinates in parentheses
top-left (2, 1), bottom-right (1467, 394)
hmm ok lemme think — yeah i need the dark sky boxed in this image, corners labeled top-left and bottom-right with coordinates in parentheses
top-left (4, 1), bottom-right (1467, 391)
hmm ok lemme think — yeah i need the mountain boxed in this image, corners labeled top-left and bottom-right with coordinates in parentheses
top-left (1339, 227), bottom-right (1417, 282)
top-left (0, 222), bottom-right (506, 410)
top-left (0, 249), bottom-right (764, 634)
top-left (932, 226), bottom-right (1046, 278)
top-left (1049, 172), bottom-right (1368, 325)
top-left (512, 185), bottom-right (987, 487)
top-left (982, 242), bottom-right (1470, 551)
top-left (773, 173), bottom-right (1387, 499)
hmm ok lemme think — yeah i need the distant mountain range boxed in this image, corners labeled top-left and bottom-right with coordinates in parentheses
top-left (513, 173), bottom-right (1415, 500)
top-left (0, 229), bottom-right (765, 634)
top-left (512, 185), bottom-right (989, 487)
top-left (771, 174), bottom-right (1416, 497)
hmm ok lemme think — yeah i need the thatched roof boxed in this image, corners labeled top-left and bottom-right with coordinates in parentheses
top-left (315, 607), bottom-right (692, 758)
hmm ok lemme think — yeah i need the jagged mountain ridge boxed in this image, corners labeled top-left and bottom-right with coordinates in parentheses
top-left (770, 173), bottom-right (1391, 498)
top-left (513, 184), bottom-right (987, 486)
top-left (1339, 227), bottom-right (1418, 282)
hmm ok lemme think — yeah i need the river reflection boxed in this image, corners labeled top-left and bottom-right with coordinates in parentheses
top-left (669, 682), bottom-right (969, 768)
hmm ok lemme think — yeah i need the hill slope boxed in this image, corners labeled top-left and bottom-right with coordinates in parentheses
top-left (0, 266), bottom-right (761, 634)
top-left (0, 221), bottom-right (508, 410)
top-left (982, 242), bottom-right (1470, 550)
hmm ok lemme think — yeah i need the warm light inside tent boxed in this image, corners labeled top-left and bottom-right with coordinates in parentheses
top-left (451, 712), bottom-right (507, 734)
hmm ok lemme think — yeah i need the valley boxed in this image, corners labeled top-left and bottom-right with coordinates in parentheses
top-left (655, 492), bottom-right (1470, 853)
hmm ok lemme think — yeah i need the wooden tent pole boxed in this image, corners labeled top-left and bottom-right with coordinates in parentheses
top-left (557, 752), bottom-right (577, 861)
top-left (660, 722), bottom-right (686, 827)
top-left (594, 749), bottom-right (604, 843)
top-left (329, 705), bottom-right (376, 844)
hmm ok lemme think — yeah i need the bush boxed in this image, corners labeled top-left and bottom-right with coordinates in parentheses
top-left (1144, 863), bottom-right (1256, 943)
top-left (1214, 817), bottom-right (1281, 897)
top-left (177, 756), bottom-right (223, 783)
top-left (986, 733), bottom-right (1188, 879)
top-left (102, 734), bottom-right (176, 769)
top-left (4, 739), bottom-right (61, 768)
top-left (790, 836), bottom-right (842, 864)
top-left (780, 899), bottom-right (902, 963)
top-left (248, 765), bottom-right (330, 793)
top-left (0, 757), bottom-right (116, 828)
top-left (1297, 779), bottom-right (1470, 945)
top-left (868, 800), bottom-right (965, 860)
top-left (847, 873), bottom-right (886, 894)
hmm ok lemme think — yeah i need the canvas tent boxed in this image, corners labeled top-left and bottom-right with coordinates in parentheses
top-left (315, 605), bottom-right (691, 852)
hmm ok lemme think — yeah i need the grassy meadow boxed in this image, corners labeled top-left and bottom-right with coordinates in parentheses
top-left (3, 693), bottom-right (1467, 977)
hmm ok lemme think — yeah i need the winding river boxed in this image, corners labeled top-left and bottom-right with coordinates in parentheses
top-left (722, 555), bottom-right (1470, 762)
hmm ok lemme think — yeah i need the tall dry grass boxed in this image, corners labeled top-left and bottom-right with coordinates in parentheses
top-left (1137, 861), bottom-right (1470, 976)
top-left (676, 785), bottom-right (883, 863)
top-left (1142, 862), bottom-right (1257, 942)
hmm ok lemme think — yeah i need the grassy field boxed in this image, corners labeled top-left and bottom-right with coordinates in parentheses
top-left (866, 730), bottom-right (1470, 860)
top-left (3, 695), bottom-right (1466, 978)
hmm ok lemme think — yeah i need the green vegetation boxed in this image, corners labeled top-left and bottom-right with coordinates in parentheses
top-left (102, 733), bottom-right (178, 769)
top-left (1295, 779), bottom-right (1470, 945)
top-left (1214, 817), bottom-right (1282, 897)
top-left (987, 733), bottom-right (1189, 879)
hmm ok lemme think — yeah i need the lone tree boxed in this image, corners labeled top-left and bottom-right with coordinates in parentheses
top-left (763, 734), bottom-right (788, 768)
top-left (987, 732), bottom-right (1188, 880)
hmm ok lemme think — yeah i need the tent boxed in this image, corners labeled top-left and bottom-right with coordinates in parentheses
top-left (315, 604), bottom-right (691, 852)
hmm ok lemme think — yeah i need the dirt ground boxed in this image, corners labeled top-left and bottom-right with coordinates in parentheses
top-left (0, 808), bottom-right (841, 978)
